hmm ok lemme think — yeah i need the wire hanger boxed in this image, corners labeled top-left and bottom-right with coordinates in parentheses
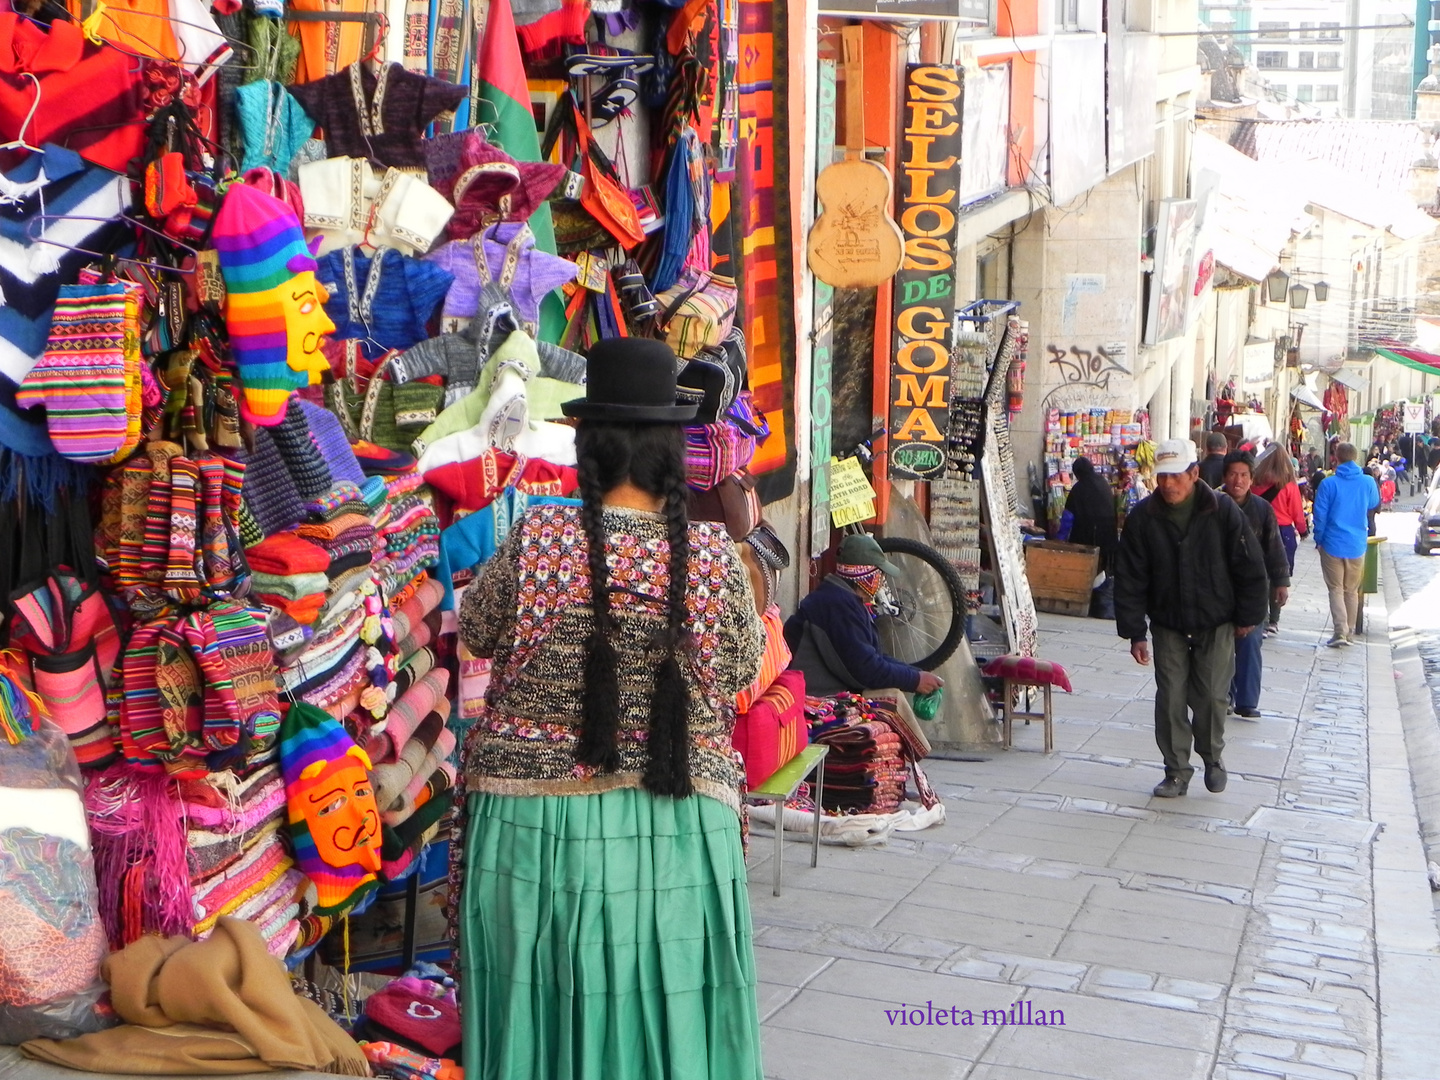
top-left (24, 213), bottom-right (200, 274)
top-left (31, 0), bottom-right (160, 74)
top-left (0, 74), bottom-right (44, 155)
top-left (359, 11), bottom-right (389, 70)
top-left (72, 1), bottom-right (261, 69)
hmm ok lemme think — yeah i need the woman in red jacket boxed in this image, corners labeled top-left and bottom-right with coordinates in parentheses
top-left (1254, 449), bottom-right (1308, 636)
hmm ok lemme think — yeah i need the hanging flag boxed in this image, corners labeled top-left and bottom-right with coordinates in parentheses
top-left (476, 0), bottom-right (564, 342)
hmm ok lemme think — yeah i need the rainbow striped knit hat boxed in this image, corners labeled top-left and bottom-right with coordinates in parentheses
top-left (214, 183), bottom-right (322, 427)
top-left (279, 701), bottom-right (382, 917)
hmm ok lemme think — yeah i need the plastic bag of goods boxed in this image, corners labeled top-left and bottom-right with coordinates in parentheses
top-left (0, 714), bottom-right (111, 1043)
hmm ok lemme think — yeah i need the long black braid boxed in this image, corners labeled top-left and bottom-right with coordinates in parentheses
top-left (572, 421), bottom-right (695, 796)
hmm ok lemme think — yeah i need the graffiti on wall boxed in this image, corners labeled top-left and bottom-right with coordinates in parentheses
top-left (1040, 342), bottom-right (1131, 410)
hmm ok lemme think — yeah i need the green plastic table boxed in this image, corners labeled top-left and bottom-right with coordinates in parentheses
top-left (744, 743), bottom-right (828, 896)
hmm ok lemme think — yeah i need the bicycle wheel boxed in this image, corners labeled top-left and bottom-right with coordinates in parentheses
top-left (873, 536), bottom-right (965, 671)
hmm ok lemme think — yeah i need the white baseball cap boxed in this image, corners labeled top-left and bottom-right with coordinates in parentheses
top-left (1153, 439), bottom-right (1198, 475)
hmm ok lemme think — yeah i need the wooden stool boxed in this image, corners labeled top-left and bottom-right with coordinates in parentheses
top-left (744, 744), bottom-right (829, 896)
top-left (1001, 679), bottom-right (1054, 752)
top-left (982, 655), bottom-right (1073, 755)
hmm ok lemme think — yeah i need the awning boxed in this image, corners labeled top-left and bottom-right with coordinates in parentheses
top-left (1373, 343), bottom-right (1440, 377)
top-left (1291, 384), bottom-right (1326, 409)
top-left (1328, 368), bottom-right (1370, 391)
top-left (1191, 132), bottom-right (1313, 283)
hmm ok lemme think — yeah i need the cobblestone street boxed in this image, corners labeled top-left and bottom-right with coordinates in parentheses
top-left (749, 535), bottom-right (1440, 1080)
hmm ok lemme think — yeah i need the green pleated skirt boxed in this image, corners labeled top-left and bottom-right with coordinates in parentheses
top-left (459, 788), bottom-right (764, 1080)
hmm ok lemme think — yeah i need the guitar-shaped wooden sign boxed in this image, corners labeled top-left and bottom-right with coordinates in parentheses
top-left (807, 26), bottom-right (905, 289)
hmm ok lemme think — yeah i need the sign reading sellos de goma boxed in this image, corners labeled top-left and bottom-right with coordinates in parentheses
top-left (889, 64), bottom-right (963, 482)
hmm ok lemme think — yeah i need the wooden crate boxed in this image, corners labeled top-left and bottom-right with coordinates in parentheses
top-left (1024, 541), bottom-right (1100, 607)
top-left (1033, 595), bottom-right (1091, 616)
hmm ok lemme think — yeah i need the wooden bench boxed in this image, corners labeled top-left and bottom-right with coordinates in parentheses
top-left (744, 744), bottom-right (829, 896)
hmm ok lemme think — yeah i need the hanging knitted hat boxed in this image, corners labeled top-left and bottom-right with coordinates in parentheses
top-left (279, 701), bottom-right (382, 917)
top-left (213, 184), bottom-right (335, 427)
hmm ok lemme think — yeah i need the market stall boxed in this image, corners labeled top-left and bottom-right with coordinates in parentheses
top-left (0, 0), bottom-right (794, 1067)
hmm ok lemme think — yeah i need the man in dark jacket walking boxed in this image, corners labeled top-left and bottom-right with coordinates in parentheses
top-left (1198, 432), bottom-right (1229, 489)
top-left (1221, 450), bottom-right (1291, 718)
top-left (1114, 439), bottom-right (1270, 798)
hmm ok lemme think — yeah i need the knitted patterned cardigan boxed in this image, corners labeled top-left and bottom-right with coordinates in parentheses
top-left (457, 503), bottom-right (765, 812)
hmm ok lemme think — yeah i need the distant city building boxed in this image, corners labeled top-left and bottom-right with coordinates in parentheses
top-left (1200, 0), bottom-right (1415, 117)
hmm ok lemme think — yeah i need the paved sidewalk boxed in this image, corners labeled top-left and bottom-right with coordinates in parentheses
top-left (4, 543), bottom-right (1436, 1080)
top-left (749, 539), bottom-right (1440, 1080)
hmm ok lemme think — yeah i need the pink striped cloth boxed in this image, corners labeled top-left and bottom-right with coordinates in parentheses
top-left (373, 668), bottom-right (450, 763)
top-left (184, 774), bottom-right (285, 831)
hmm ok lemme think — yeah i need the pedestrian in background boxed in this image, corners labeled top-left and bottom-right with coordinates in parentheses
top-left (1198, 432), bottom-right (1229, 489)
top-left (1058, 456), bottom-right (1119, 571)
top-left (1313, 442), bottom-right (1380, 648)
top-left (1114, 439), bottom-right (1269, 798)
top-left (1252, 448), bottom-right (1307, 636)
top-left (1221, 451), bottom-right (1290, 718)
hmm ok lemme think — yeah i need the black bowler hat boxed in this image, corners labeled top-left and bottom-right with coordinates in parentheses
top-left (561, 338), bottom-right (699, 422)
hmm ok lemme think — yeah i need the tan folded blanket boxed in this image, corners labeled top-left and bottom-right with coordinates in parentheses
top-left (23, 917), bottom-right (369, 1076)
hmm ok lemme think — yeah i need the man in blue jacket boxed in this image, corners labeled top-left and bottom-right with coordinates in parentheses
top-left (1313, 442), bottom-right (1380, 647)
top-left (783, 533), bottom-right (944, 698)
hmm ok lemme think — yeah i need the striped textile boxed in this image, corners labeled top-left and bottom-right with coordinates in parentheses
top-left (165, 457), bottom-right (204, 604)
top-left (15, 284), bottom-right (129, 463)
top-left (196, 457), bottom-right (231, 590)
top-left (119, 621), bottom-right (168, 768)
top-left (141, 443), bottom-right (183, 589)
top-left (0, 143), bottom-right (130, 382)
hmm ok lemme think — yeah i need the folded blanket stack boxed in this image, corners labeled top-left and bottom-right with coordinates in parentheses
top-left (809, 694), bottom-right (914, 815)
top-left (178, 766), bottom-right (302, 956)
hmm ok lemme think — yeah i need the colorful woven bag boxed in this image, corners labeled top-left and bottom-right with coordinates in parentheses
top-left (683, 420), bottom-right (756, 490)
top-left (8, 572), bottom-right (122, 770)
top-left (735, 604), bottom-right (791, 713)
top-left (657, 270), bottom-right (737, 360)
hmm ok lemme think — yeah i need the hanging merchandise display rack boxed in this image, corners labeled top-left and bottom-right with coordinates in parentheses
top-left (0, 0), bottom-right (796, 1067)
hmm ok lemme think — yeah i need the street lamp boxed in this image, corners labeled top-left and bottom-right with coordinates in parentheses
top-left (1266, 268), bottom-right (1290, 302)
top-left (1313, 280), bottom-right (1329, 302)
top-left (1289, 283), bottom-right (1310, 309)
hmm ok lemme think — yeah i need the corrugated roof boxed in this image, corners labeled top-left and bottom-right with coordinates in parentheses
top-left (1244, 119), bottom-right (1431, 196)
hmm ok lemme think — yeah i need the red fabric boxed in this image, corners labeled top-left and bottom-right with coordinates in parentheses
top-left (0, 16), bottom-right (148, 173)
top-left (245, 533), bottom-right (331, 576)
top-left (515, 0), bottom-right (589, 58)
top-left (983, 655), bottom-right (1072, 692)
top-left (425, 452), bottom-right (516, 511)
top-left (1254, 481), bottom-right (1307, 534)
top-left (518, 458), bottom-right (579, 497)
top-left (732, 669), bottom-right (807, 789)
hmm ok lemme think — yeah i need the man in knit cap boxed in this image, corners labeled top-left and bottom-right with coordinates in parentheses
top-left (213, 183), bottom-right (335, 426)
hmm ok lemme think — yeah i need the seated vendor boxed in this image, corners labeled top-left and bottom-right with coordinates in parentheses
top-left (784, 534), bottom-right (944, 699)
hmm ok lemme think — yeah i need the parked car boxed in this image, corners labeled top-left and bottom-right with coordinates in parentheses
top-left (1416, 471), bottom-right (1440, 555)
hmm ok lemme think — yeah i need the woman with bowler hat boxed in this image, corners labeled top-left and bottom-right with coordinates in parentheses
top-left (455, 337), bottom-right (767, 1080)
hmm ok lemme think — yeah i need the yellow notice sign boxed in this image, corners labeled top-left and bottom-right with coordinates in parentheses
top-left (829, 456), bottom-right (877, 527)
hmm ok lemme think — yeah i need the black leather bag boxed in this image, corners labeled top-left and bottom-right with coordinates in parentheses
top-left (677, 328), bottom-right (747, 424)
